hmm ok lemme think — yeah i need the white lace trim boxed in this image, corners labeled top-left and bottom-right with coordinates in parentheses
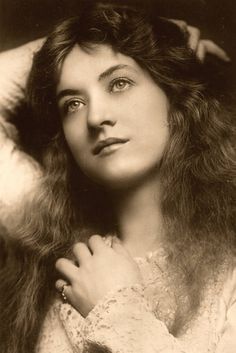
top-left (36, 253), bottom-right (236, 353)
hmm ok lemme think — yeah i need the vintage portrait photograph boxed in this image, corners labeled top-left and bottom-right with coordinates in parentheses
top-left (0, 0), bottom-right (235, 352)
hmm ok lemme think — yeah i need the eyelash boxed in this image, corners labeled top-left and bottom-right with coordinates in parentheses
top-left (109, 77), bottom-right (134, 93)
top-left (63, 99), bottom-right (85, 115)
top-left (62, 77), bottom-right (134, 115)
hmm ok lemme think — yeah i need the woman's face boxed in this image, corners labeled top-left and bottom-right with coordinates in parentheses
top-left (57, 44), bottom-right (169, 189)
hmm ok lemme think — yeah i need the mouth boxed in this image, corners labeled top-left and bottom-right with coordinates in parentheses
top-left (92, 137), bottom-right (129, 155)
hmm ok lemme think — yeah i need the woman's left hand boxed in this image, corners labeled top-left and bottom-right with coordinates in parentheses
top-left (170, 19), bottom-right (230, 62)
top-left (55, 235), bottom-right (142, 318)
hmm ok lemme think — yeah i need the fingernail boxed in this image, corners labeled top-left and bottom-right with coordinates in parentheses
top-left (104, 237), bottom-right (112, 247)
top-left (112, 236), bottom-right (121, 243)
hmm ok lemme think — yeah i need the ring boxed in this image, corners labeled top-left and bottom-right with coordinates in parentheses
top-left (60, 283), bottom-right (69, 302)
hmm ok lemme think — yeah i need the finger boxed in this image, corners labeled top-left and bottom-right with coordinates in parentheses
top-left (196, 41), bottom-right (206, 62)
top-left (55, 257), bottom-right (79, 282)
top-left (55, 278), bottom-right (69, 292)
top-left (201, 39), bottom-right (231, 62)
top-left (102, 235), bottom-right (113, 247)
top-left (187, 26), bottom-right (201, 51)
top-left (73, 242), bottom-right (92, 265)
top-left (88, 234), bottom-right (107, 253)
top-left (55, 279), bottom-right (73, 302)
top-left (111, 236), bottom-right (132, 258)
top-left (169, 19), bottom-right (188, 31)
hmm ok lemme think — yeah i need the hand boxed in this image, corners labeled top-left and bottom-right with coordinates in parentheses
top-left (170, 19), bottom-right (230, 62)
top-left (55, 235), bottom-right (142, 318)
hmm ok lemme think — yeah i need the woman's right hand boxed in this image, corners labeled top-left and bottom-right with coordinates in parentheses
top-left (55, 235), bottom-right (143, 318)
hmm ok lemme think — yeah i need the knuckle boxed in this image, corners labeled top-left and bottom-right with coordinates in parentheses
top-left (73, 242), bottom-right (84, 253)
top-left (191, 27), bottom-right (200, 37)
top-left (88, 234), bottom-right (101, 243)
top-left (90, 234), bottom-right (101, 240)
top-left (55, 280), bottom-right (59, 288)
top-left (55, 279), bottom-right (63, 289)
top-left (79, 266), bottom-right (88, 276)
top-left (178, 20), bottom-right (187, 28)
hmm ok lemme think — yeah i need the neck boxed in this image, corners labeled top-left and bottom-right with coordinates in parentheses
top-left (111, 176), bottom-right (164, 258)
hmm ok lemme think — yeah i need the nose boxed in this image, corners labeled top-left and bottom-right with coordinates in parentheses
top-left (86, 97), bottom-right (116, 130)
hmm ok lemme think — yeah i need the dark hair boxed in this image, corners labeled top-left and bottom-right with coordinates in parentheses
top-left (0, 2), bottom-right (235, 352)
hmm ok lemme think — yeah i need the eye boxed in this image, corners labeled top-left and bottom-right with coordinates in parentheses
top-left (63, 99), bottom-right (85, 114)
top-left (110, 78), bottom-right (133, 93)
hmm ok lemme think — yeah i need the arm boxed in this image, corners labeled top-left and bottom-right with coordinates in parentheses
top-left (0, 40), bottom-right (43, 230)
top-left (0, 38), bottom-right (44, 117)
top-left (0, 115), bottom-right (41, 230)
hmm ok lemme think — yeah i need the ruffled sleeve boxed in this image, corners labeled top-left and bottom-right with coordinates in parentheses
top-left (36, 260), bottom-right (236, 353)
top-left (82, 284), bottom-right (189, 353)
top-left (80, 265), bottom-right (236, 353)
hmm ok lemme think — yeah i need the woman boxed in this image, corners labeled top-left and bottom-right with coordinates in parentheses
top-left (0, 2), bottom-right (235, 353)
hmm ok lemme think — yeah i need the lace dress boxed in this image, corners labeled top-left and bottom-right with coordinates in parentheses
top-left (36, 249), bottom-right (236, 353)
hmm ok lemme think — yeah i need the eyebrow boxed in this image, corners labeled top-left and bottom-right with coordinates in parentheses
top-left (57, 64), bottom-right (132, 102)
top-left (57, 89), bottom-right (83, 102)
top-left (98, 64), bottom-right (130, 81)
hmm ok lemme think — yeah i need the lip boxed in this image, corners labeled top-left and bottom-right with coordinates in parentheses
top-left (92, 137), bottom-right (129, 155)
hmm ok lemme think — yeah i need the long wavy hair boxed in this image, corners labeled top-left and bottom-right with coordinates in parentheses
top-left (0, 2), bottom-right (235, 352)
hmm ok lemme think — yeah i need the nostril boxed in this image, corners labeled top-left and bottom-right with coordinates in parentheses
top-left (88, 118), bottom-right (116, 130)
top-left (101, 119), bottom-right (116, 127)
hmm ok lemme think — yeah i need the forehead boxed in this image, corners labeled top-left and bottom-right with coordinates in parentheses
top-left (57, 44), bottom-right (140, 90)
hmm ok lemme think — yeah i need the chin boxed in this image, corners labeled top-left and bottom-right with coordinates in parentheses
top-left (84, 165), bottom-right (158, 191)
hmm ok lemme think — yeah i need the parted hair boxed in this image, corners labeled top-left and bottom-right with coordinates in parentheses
top-left (0, 2), bottom-right (235, 352)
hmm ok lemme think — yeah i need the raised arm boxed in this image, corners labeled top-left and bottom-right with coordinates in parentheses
top-left (0, 40), bottom-right (43, 230)
top-left (0, 38), bottom-right (44, 117)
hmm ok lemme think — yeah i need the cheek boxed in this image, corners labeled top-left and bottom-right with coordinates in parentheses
top-left (132, 97), bottom-right (169, 145)
top-left (133, 128), bottom-right (169, 170)
top-left (129, 84), bottom-right (169, 125)
top-left (63, 124), bottom-right (87, 162)
top-left (129, 91), bottom-right (169, 164)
